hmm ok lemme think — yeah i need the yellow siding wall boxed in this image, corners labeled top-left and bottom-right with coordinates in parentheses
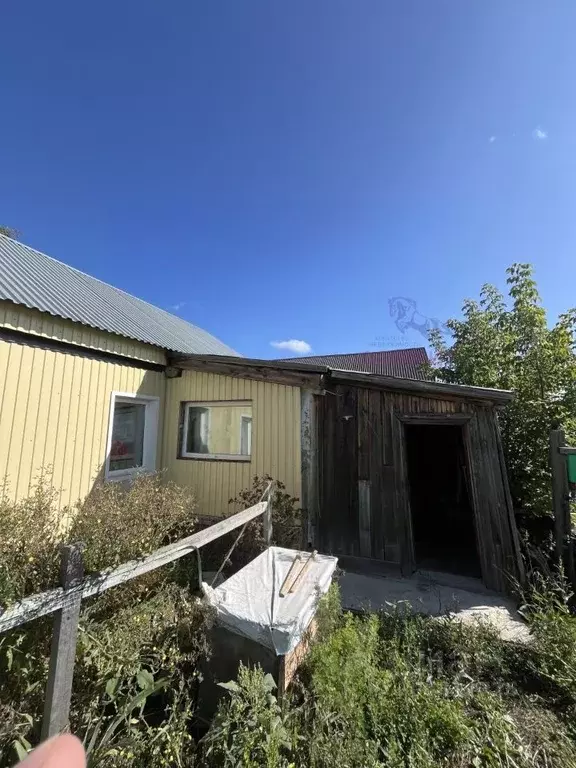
top-left (0, 339), bottom-right (165, 508)
top-left (162, 371), bottom-right (301, 517)
top-left (0, 301), bottom-right (167, 365)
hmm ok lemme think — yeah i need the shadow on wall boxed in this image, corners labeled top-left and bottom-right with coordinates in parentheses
top-left (0, 364), bottom-right (166, 519)
top-left (67, 368), bottom-right (168, 522)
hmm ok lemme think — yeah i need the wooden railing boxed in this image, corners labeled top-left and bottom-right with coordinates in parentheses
top-left (0, 483), bottom-right (273, 739)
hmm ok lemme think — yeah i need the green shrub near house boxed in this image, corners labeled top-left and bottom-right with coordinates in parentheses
top-left (0, 471), bottom-right (206, 767)
top-left (3, 473), bottom-right (576, 767)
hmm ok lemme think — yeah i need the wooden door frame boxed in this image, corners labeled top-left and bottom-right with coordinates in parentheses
top-left (396, 412), bottom-right (478, 577)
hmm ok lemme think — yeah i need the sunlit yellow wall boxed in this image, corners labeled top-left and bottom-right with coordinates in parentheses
top-left (0, 301), bottom-right (167, 365)
top-left (163, 371), bottom-right (301, 517)
top-left (0, 338), bottom-right (165, 508)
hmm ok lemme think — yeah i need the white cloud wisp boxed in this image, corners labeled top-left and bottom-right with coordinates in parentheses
top-left (270, 339), bottom-right (312, 355)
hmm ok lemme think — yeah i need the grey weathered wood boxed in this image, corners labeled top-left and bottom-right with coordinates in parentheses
top-left (391, 413), bottom-right (414, 576)
top-left (171, 354), bottom-right (514, 404)
top-left (397, 413), bottom-right (473, 425)
top-left (42, 544), bottom-right (84, 739)
top-left (171, 356), bottom-right (327, 391)
top-left (550, 430), bottom-right (575, 584)
top-left (551, 429), bottom-right (567, 566)
top-left (331, 370), bottom-right (514, 404)
top-left (301, 389), bottom-right (320, 548)
top-left (0, 500), bottom-right (268, 633)
top-left (494, 416), bottom-right (525, 586)
top-left (358, 480), bottom-right (372, 558)
top-left (263, 496), bottom-right (273, 547)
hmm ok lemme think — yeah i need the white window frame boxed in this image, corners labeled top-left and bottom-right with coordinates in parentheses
top-left (180, 400), bottom-right (252, 461)
top-left (240, 413), bottom-right (252, 456)
top-left (105, 392), bottom-right (160, 480)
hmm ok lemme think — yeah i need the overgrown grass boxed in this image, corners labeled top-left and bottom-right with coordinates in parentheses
top-left (205, 584), bottom-right (576, 768)
top-left (4, 472), bottom-right (576, 767)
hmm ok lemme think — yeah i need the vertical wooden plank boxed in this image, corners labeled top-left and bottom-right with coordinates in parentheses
top-left (301, 390), bottom-right (319, 548)
top-left (368, 389), bottom-right (385, 560)
top-left (381, 393), bottom-right (393, 466)
top-left (358, 479), bottom-right (371, 557)
top-left (344, 386), bottom-right (359, 557)
top-left (463, 416), bottom-right (488, 576)
top-left (390, 412), bottom-right (414, 575)
top-left (494, 416), bottom-right (525, 586)
top-left (263, 491), bottom-right (273, 547)
top-left (478, 409), bottom-right (506, 592)
top-left (319, 390), bottom-right (336, 553)
top-left (357, 388), bottom-right (370, 481)
top-left (42, 544), bottom-right (84, 739)
top-left (465, 412), bottom-right (504, 591)
top-left (550, 429), bottom-right (575, 584)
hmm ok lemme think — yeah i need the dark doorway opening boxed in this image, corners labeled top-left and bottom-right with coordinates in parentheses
top-left (404, 423), bottom-right (480, 577)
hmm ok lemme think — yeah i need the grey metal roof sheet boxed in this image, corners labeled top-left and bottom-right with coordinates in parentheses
top-left (0, 234), bottom-right (237, 356)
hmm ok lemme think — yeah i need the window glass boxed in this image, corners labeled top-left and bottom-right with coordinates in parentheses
top-left (110, 402), bottom-right (146, 471)
top-left (240, 415), bottom-right (252, 456)
top-left (182, 402), bottom-right (252, 458)
top-left (185, 406), bottom-right (211, 454)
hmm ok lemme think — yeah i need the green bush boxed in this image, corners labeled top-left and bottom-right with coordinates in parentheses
top-left (69, 471), bottom-right (197, 573)
top-left (0, 470), bottom-right (61, 606)
top-left (202, 665), bottom-right (298, 768)
top-left (0, 471), bottom-right (203, 767)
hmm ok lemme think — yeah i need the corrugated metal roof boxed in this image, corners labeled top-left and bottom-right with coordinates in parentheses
top-left (0, 234), bottom-right (237, 356)
top-left (278, 348), bottom-right (429, 379)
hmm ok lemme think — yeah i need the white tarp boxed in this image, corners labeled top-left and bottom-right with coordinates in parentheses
top-left (203, 547), bottom-right (338, 655)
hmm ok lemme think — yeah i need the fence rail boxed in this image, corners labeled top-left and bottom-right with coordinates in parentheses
top-left (0, 483), bottom-right (273, 739)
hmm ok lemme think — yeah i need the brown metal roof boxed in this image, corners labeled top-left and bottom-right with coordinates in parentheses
top-left (277, 347), bottom-right (429, 379)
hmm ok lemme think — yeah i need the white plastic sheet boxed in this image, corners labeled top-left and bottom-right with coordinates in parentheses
top-left (203, 547), bottom-right (338, 655)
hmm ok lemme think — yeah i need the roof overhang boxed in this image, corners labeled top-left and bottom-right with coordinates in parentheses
top-left (169, 354), bottom-right (515, 405)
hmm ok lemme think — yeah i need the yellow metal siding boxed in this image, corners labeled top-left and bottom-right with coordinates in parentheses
top-left (0, 338), bottom-right (165, 508)
top-left (0, 301), bottom-right (166, 365)
top-left (162, 371), bottom-right (301, 517)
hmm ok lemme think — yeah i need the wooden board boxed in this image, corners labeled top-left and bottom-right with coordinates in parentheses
top-left (314, 385), bottom-right (522, 592)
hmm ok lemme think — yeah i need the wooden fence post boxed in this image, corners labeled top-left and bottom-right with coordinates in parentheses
top-left (263, 486), bottom-right (273, 548)
top-left (550, 430), bottom-right (576, 586)
top-left (41, 543), bottom-right (84, 739)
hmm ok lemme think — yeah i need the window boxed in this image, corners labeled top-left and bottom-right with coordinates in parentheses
top-left (240, 414), bottom-right (252, 456)
top-left (180, 401), bottom-right (253, 460)
top-left (106, 393), bottom-right (159, 479)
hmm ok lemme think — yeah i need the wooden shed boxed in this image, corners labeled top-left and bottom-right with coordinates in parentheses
top-left (303, 371), bottom-right (524, 594)
top-left (174, 356), bottom-right (524, 594)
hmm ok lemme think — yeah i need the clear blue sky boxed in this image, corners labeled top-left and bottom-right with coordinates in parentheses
top-left (2, 1), bottom-right (576, 358)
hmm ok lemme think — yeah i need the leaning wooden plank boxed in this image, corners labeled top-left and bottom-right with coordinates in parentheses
top-left (0, 501), bottom-right (268, 633)
top-left (289, 551), bottom-right (317, 594)
top-left (279, 555), bottom-right (302, 597)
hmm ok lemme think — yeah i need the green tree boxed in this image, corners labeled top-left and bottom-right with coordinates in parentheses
top-left (0, 226), bottom-right (20, 239)
top-left (430, 263), bottom-right (576, 515)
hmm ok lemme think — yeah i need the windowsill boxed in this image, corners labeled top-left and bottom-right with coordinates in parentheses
top-left (105, 467), bottom-right (152, 482)
top-left (178, 454), bottom-right (252, 463)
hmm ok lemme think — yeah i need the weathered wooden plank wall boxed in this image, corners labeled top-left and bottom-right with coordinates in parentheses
top-left (316, 384), bottom-right (522, 591)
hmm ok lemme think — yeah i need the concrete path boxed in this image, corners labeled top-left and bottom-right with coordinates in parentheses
top-left (339, 569), bottom-right (530, 643)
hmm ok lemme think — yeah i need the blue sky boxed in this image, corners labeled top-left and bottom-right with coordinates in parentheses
top-left (2, 1), bottom-right (576, 358)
